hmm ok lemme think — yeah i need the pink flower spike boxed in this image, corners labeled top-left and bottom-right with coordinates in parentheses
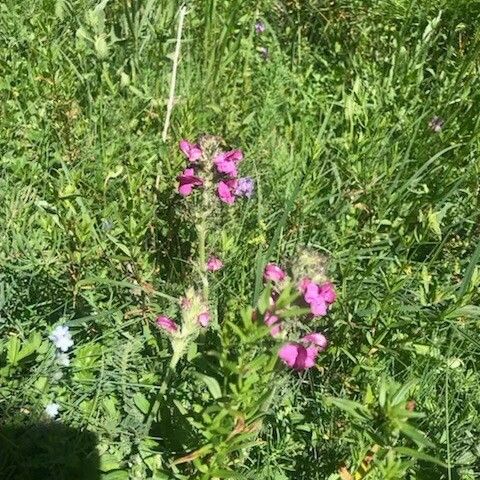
top-left (177, 168), bottom-right (203, 196)
top-left (217, 179), bottom-right (237, 204)
top-left (156, 316), bottom-right (178, 334)
top-left (264, 312), bottom-right (279, 326)
top-left (263, 263), bottom-right (286, 282)
top-left (302, 332), bottom-right (328, 351)
top-left (319, 282), bottom-right (336, 304)
top-left (207, 256), bottom-right (223, 271)
top-left (179, 139), bottom-right (202, 162)
top-left (198, 311), bottom-right (210, 327)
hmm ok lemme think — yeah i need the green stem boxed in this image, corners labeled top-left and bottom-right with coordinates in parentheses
top-left (144, 353), bottom-right (180, 433)
top-left (196, 221), bottom-right (209, 301)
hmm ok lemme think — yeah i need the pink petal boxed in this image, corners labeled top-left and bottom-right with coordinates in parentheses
top-left (226, 149), bottom-right (243, 162)
top-left (303, 346), bottom-right (319, 369)
top-left (198, 311), bottom-right (210, 327)
top-left (156, 316), bottom-right (178, 333)
top-left (310, 299), bottom-right (328, 316)
top-left (319, 282), bottom-right (336, 304)
top-left (215, 159), bottom-right (238, 176)
top-left (270, 323), bottom-right (282, 337)
top-left (217, 181), bottom-right (236, 204)
top-left (304, 281), bottom-right (321, 304)
top-left (179, 139), bottom-right (202, 162)
top-left (302, 332), bottom-right (328, 351)
top-left (207, 256), bottom-right (223, 271)
top-left (278, 343), bottom-right (299, 367)
top-left (263, 263), bottom-right (286, 282)
top-left (264, 312), bottom-right (279, 326)
top-left (178, 183), bottom-right (194, 196)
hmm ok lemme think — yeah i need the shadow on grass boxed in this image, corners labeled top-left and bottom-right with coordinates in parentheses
top-left (0, 422), bottom-right (99, 480)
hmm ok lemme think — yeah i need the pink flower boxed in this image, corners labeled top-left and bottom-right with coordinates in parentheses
top-left (278, 343), bottom-right (318, 370)
top-left (207, 256), bottom-right (223, 271)
top-left (156, 316), bottom-right (178, 334)
top-left (198, 311), bottom-right (210, 327)
top-left (299, 278), bottom-right (336, 316)
top-left (213, 149), bottom-right (243, 176)
top-left (179, 139), bottom-right (202, 162)
top-left (177, 168), bottom-right (203, 196)
top-left (302, 332), bottom-right (328, 351)
top-left (263, 263), bottom-right (286, 282)
top-left (217, 179), bottom-right (238, 204)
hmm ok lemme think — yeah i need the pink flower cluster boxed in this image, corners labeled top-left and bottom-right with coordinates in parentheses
top-left (262, 263), bottom-right (336, 371)
top-left (176, 139), bottom-right (254, 204)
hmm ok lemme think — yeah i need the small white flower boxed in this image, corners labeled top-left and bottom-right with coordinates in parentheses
top-left (52, 371), bottom-right (63, 381)
top-left (45, 403), bottom-right (60, 418)
top-left (56, 352), bottom-right (70, 367)
top-left (49, 325), bottom-right (74, 352)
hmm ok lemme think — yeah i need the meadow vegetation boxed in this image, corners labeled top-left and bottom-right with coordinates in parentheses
top-left (1, 0), bottom-right (480, 478)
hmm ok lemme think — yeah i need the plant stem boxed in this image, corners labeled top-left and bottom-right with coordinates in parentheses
top-left (196, 221), bottom-right (209, 301)
top-left (162, 4), bottom-right (187, 141)
top-left (144, 353), bottom-right (180, 434)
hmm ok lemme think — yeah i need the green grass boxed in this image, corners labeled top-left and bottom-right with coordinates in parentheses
top-left (1, 0), bottom-right (480, 479)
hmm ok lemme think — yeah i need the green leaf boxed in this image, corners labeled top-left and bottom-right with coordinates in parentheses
top-left (195, 373), bottom-right (222, 399)
top-left (257, 285), bottom-right (272, 314)
top-left (393, 447), bottom-right (447, 467)
top-left (101, 470), bottom-right (129, 480)
top-left (395, 421), bottom-right (435, 448)
top-left (6, 336), bottom-right (20, 366)
top-left (133, 392), bottom-right (150, 415)
top-left (446, 305), bottom-right (480, 319)
top-left (325, 396), bottom-right (371, 423)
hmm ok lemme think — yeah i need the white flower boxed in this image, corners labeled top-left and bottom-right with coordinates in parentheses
top-left (52, 371), bottom-right (63, 381)
top-left (56, 352), bottom-right (70, 367)
top-left (45, 403), bottom-right (60, 418)
top-left (49, 325), bottom-right (74, 352)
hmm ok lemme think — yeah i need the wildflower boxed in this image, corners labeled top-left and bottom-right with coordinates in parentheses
top-left (264, 263), bottom-right (286, 282)
top-left (45, 403), bottom-right (60, 418)
top-left (255, 20), bottom-right (266, 34)
top-left (299, 278), bottom-right (336, 316)
top-left (179, 139), bottom-right (202, 162)
top-left (52, 371), bottom-right (63, 381)
top-left (278, 343), bottom-right (318, 370)
top-left (56, 352), bottom-right (70, 367)
top-left (301, 332), bottom-right (328, 352)
top-left (177, 167), bottom-right (203, 196)
top-left (49, 325), bottom-right (74, 352)
top-left (206, 256), bottom-right (223, 271)
top-left (428, 116), bottom-right (444, 133)
top-left (156, 315), bottom-right (178, 334)
top-left (259, 46), bottom-right (269, 60)
top-left (235, 177), bottom-right (255, 198)
top-left (198, 311), bottom-right (210, 327)
top-left (217, 179), bottom-right (238, 204)
top-left (213, 149), bottom-right (243, 176)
